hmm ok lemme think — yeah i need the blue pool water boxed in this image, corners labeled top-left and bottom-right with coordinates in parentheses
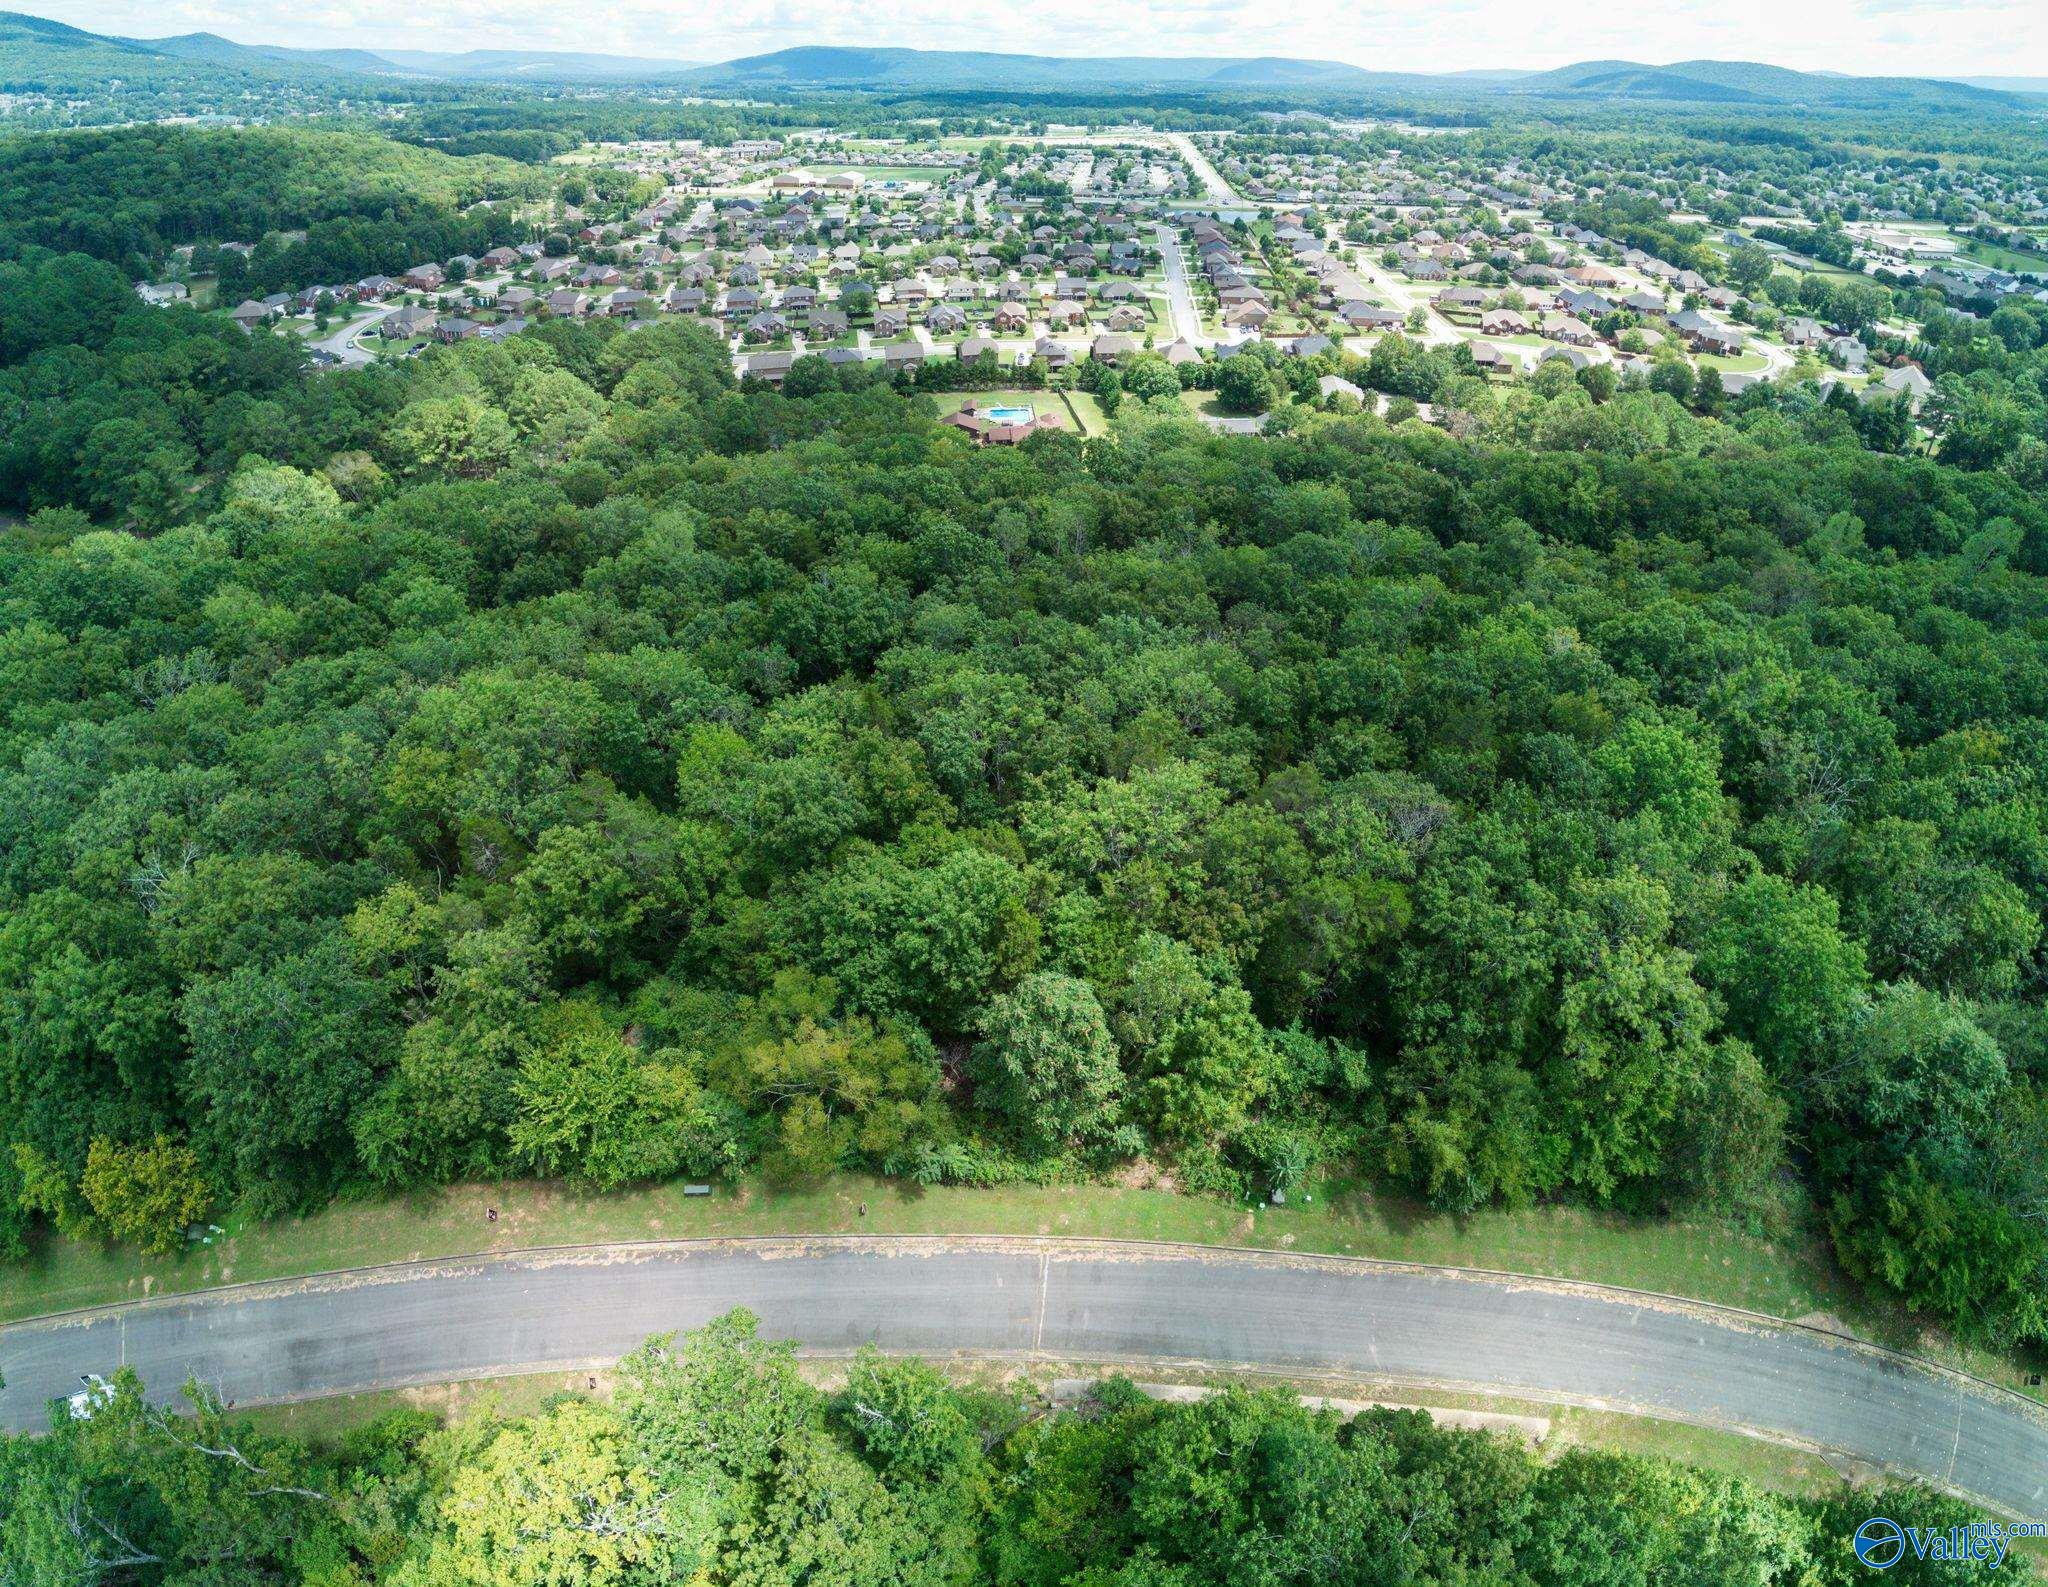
top-left (984, 405), bottom-right (1034, 423)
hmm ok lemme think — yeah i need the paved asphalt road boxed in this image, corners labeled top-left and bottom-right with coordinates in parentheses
top-left (1167, 131), bottom-right (1241, 209)
top-left (3, 1239), bottom-right (2042, 1516)
top-left (1153, 223), bottom-right (1205, 348)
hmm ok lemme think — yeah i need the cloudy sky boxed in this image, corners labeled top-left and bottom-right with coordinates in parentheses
top-left (42, 0), bottom-right (2048, 77)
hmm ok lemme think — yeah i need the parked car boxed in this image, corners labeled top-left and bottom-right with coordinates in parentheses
top-left (68, 1373), bottom-right (113, 1419)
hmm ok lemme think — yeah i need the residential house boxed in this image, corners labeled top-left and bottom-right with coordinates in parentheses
top-left (942, 398), bottom-right (1062, 446)
top-left (740, 349), bottom-right (796, 383)
top-left (382, 306), bottom-right (439, 339)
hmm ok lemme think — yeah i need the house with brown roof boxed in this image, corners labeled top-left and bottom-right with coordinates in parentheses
top-left (382, 306), bottom-right (439, 339)
top-left (942, 398), bottom-right (1063, 446)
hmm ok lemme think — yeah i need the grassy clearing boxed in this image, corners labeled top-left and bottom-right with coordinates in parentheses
top-left (1959, 235), bottom-right (2048, 273)
top-left (824, 165), bottom-right (956, 185)
top-left (1062, 390), bottom-right (1106, 434)
top-left (1546, 1406), bottom-right (1839, 1492)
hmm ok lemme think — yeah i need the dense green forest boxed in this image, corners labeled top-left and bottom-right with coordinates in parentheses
top-left (0, 126), bottom-right (540, 286)
top-left (2, 233), bottom-right (2047, 1349)
top-left (0, 1309), bottom-right (2024, 1585)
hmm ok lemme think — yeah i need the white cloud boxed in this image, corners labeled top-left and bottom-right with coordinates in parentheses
top-left (37, 0), bottom-right (2048, 76)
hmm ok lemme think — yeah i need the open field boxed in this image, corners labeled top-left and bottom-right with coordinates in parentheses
top-left (1958, 234), bottom-right (2048, 272)
top-left (809, 164), bottom-right (956, 184)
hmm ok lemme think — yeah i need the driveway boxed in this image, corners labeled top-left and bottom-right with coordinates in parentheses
top-left (2, 1238), bottom-right (2042, 1517)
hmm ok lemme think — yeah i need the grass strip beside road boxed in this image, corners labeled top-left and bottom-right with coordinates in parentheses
top-left (6, 1170), bottom-right (2035, 1401)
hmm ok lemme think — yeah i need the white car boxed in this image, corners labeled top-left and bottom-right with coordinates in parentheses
top-left (67, 1373), bottom-right (113, 1420)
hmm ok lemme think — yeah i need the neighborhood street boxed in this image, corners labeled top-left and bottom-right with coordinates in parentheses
top-left (3, 1238), bottom-right (2042, 1518)
top-left (1154, 222), bottom-right (1206, 346)
top-left (1168, 131), bottom-right (1242, 208)
top-left (306, 304), bottom-right (397, 366)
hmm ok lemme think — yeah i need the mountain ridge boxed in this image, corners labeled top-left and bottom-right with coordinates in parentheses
top-left (0, 13), bottom-right (2024, 114)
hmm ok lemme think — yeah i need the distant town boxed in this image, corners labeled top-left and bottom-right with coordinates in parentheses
top-left (179, 120), bottom-right (2045, 432)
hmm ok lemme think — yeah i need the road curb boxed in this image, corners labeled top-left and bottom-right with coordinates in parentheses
top-left (5, 1233), bottom-right (2041, 1425)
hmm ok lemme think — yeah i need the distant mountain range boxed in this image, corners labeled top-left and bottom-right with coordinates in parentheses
top-left (0, 10), bottom-right (2033, 115)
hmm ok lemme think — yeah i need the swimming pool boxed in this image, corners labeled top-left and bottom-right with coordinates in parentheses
top-left (983, 405), bottom-right (1034, 424)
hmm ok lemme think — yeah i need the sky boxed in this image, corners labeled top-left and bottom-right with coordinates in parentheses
top-left (38, 0), bottom-right (2048, 78)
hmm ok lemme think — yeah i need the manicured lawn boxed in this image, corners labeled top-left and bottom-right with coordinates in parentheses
top-left (1062, 390), bottom-right (1106, 434)
top-left (1697, 348), bottom-right (1771, 375)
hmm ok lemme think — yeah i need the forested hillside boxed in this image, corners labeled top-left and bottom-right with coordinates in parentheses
top-left (5, 1309), bottom-right (2019, 1585)
top-left (0, 125), bottom-right (541, 282)
top-left (2, 244), bottom-right (2046, 1350)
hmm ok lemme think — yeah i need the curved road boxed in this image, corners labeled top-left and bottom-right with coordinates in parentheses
top-left (2, 1238), bottom-right (2042, 1515)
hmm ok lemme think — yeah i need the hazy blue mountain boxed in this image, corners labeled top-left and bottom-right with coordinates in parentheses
top-left (1953, 76), bottom-right (2048, 94)
top-left (675, 45), bottom-right (2021, 110)
top-left (372, 48), bottom-right (703, 81)
top-left (0, 11), bottom-right (2027, 118)
top-left (671, 45), bottom-right (1397, 90)
top-left (1505, 57), bottom-right (2016, 111)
